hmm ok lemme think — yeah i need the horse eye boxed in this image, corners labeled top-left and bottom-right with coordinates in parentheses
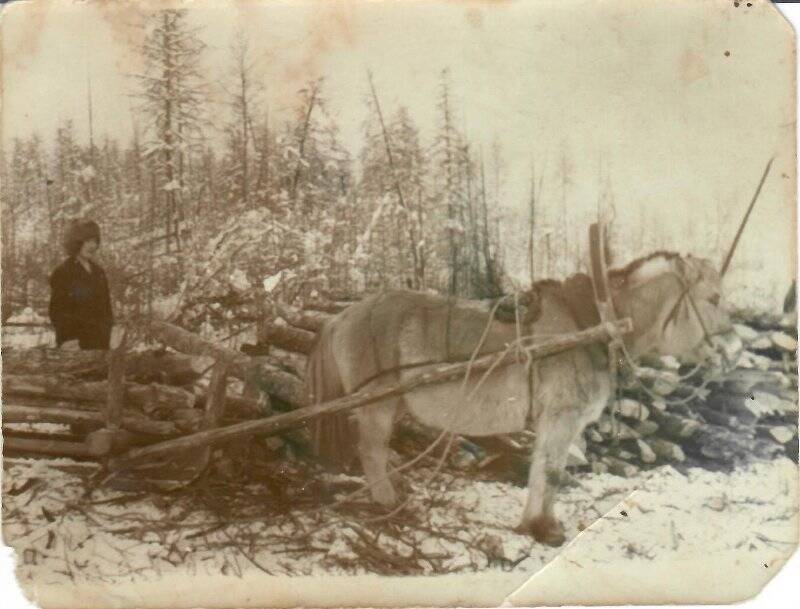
top-left (708, 293), bottom-right (720, 306)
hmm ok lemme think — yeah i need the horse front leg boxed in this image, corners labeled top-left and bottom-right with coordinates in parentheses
top-left (356, 398), bottom-right (399, 508)
top-left (518, 403), bottom-right (583, 546)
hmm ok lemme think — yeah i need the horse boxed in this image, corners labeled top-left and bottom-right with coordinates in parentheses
top-left (308, 252), bottom-right (734, 545)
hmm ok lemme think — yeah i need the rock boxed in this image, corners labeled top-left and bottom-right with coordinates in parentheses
top-left (771, 332), bottom-right (798, 353)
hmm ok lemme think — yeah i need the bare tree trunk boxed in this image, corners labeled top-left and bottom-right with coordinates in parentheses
top-left (290, 79), bottom-right (320, 205)
top-left (366, 71), bottom-right (422, 289)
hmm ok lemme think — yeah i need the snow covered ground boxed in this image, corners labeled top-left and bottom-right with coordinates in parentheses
top-left (2, 452), bottom-right (797, 594)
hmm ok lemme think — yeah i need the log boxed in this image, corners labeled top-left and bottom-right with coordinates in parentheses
top-left (649, 409), bottom-right (701, 440)
top-left (2, 374), bottom-right (196, 413)
top-left (2, 435), bottom-right (97, 458)
top-left (196, 391), bottom-right (267, 420)
top-left (586, 428), bottom-right (604, 443)
top-left (301, 298), bottom-right (349, 314)
top-left (266, 348), bottom-right (308, 378)
top-left (597, 416), bottom-right (639, 440)
top-left (109, 318), bottom-right (633, 470)
top-left (694, 404), bottom-right (739, 429)
top-left (768, 426), bottom-right (796, 444)
top-left (150, 321), bottom-right (308, 407)
top-left (636, 438), bottom-right (657, 464)
top-left (567, 443), bottom-right (588, 467)
top-left (617, 399), bottom-right (649, 422)
top-left (274, 302), bottom-right (331, 333)
top-left (644, 437), bottom-right (686, 462)
top-left (633, 420), bottom-right (659, 437)
top-left (0, 348), bottom-right (205, 385)
top-left (2, 404), bottom-right (179, 436)
top-left (591, 461), bottom-right (610, 475)
top-left (603, 456), bottom-right (639, 478)
top-left (260, 322), bottom-right (316, 354)
top-left (771, 331), bottom-right (797, 353)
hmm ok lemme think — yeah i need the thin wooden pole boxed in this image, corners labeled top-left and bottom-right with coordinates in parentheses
top-left (109, 319), bottom-right (633, 471)
top-left (720, 158), bottom-right (774, 277)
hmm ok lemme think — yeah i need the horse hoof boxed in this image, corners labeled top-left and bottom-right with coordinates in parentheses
top-left (371, 485), bottom-right (398, 508)
top-left (518, 516), bottom-right (566, 546)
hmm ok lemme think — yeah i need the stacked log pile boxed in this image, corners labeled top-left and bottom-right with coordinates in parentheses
top-left (238, 301), bottom-right (798, 483)
top-left (578, 311), bottom-right (798, 476)
top-left (2, 350), bottom-right (209, 441)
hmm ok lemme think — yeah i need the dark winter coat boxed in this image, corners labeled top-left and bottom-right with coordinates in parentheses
top-left (48, 257), bottom-right (113, 350)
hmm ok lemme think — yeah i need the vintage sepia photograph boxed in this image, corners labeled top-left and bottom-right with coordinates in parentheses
top-left (1, 0), bottom-right (798, 606)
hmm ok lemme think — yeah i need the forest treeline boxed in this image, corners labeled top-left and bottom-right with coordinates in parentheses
top-left (1, 9), bottom-right (518, 330)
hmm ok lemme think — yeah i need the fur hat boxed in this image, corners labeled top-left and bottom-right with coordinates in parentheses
top-left (64, 220), bottom-right (101, 256)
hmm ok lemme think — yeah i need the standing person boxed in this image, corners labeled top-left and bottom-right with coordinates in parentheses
top-left (48, 220), bottom-right (114, 350)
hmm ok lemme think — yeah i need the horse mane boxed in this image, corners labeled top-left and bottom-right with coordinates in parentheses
top-left (529, 251), bottom-right (682, 293)
top-left (608, 250), bottom-right (681, 282)
top-left (523, 251), bottom-right (683, 329)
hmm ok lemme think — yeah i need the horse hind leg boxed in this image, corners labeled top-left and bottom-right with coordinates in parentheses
top-left (356, 397), bottom-right (400, 508)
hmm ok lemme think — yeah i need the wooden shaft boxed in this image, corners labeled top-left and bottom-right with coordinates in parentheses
top-left (109, 318), bottom-right (632, 471)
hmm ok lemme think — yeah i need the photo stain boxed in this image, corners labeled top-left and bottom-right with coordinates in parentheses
top-left (724, 51), bottom-right (731, 57)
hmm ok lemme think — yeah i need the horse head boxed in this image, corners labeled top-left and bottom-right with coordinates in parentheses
top-left (612, 253), bottom-right (735, 363)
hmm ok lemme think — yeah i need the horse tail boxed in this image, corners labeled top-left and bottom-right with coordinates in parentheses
top-left (309, 322), bottom-right (359, 469)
